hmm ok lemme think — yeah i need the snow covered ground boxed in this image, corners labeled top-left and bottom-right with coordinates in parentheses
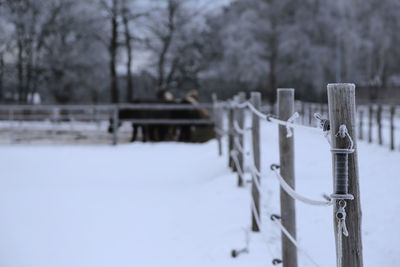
top-left (0, 122), bottom-right (399, 267)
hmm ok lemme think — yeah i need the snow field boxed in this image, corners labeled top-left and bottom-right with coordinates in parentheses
top-left (0, 121), bottom-right (398, 266)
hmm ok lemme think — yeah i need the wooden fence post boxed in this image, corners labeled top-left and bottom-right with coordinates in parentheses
top-left (377, 105), bottom-right (382, 145)
top-left (301, 101), bottom-right (305, 125)
top-left (368, 105), bottom-right (373, 143)
top-left (52, 107), bottom-right (57, 141)
top-left (228, 98), bottom-right (235, 169)
top-left (327, 83), bottom-right (363, 267)
top-left (390, 106), bottom-right (395, 151)
top-left (236, 92), bottom-right (246, 186)
top-left (95, 106), bottom-right (101, 142)
top-left (112, 105), bottom-right (119, 146)
top-left (217, 105), bottom-right (223, 156)
top-left (308, 103), bottom-right (313, 126)
top-left (278, 88), bottom-right (298, 267)
top-left (212, 93), bottom-right (223, 156)
top-left (358, 109), bottom-right (364, 140)
top-left (251, 92), bottom-right (261, 232)
top-left (9, 109), bottom-right (14, 143)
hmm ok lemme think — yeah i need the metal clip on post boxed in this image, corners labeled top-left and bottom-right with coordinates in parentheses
top-left (314, 113), bottom-right (330, 132)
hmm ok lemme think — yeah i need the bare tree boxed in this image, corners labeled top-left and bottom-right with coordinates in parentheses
top-left (0, 53), bottom-right (3, 101)
top-left (100, 0), bottom-right (120, 103)
top-left (120, 0), bottom-right (148, 102)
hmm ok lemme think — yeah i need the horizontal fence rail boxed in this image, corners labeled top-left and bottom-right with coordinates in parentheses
top-left (0, 103), bottom-right (215, 145)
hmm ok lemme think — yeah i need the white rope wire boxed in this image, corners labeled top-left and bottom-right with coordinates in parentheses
top-left (337, 220), bottom-right (343, 267)
top-left (234, 137), bottom-right (248, 156)
top-left (285, 112), bottom-right (300, 138)
top-left (248, 195), bottom-right (278, 260)
top-left (230, 150), bottom-right (246, 181)
top-left (336, 125), bottom-right (354, 150)
top-left (272, 168), bottom-right (333, 206)
top-left (272, 218), bottom-right (322, 267)
top-left (240, 101), bottom-right (322, 133)
top-left (246, 101), bottom-right (268, 120)
top-left (250, 190), bottom-right (322, 267)
top-left (234, 101), bottom-right (249, 109)
top-left (249, 165), bottom-right (262, 194)
top-left (268, 116), bottom-right (321, 133)
top-left (233, 120), bottom-right (246, 135)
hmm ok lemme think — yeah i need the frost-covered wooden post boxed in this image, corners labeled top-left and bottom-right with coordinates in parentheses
top-left (390, 106), bottom-right (395, 151)
top-left (237, 92), bottom-right (246, 186)
top-left (251, 92), bottom-right (261, 231)
top-left (377, 105), bottom-right (383, 145)
top-left (112, 105), bottom-right (119, 145)
top-left (327, 83), bottom-right (363, 267)
top-left (368, 105), bottom-right (373, 143)
top-left (9, 108), bottom-right (14, 143)
top-left (358, 109), bottom-right (364, 140)
top-left (51, 107), bottom-right (58, 141)
top-left (308, 103), bottom-right (313, 125)
top-left (232, 95), bottom-right (241, 173)
top-left (278, 88), bottom-right (298, 267)
top-left (228, 97), bottom-right (235, 170)
top-left (212, 93), bottom-right (223, 156)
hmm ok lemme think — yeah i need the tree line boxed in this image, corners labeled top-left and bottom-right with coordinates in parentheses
top-left (0, 0), bottom-right (399, 104)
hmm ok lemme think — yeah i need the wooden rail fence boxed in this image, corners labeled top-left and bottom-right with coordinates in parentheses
top-left (0, 103), bottom-right (214, 144)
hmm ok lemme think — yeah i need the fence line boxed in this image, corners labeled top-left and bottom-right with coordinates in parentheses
top-left (214, 85), bottom-right (362, 267)
top-left (298, 101), bottom-right (399, 151)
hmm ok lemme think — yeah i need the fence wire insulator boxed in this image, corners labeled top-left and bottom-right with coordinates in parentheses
top-left (270, 214), bottom-right (281, 221)
top-left (314, 113), bottom-right (330, 132)
top-left (270, 164), bottom-right (280, 171)
top-left (272, 259), bottom-right (283, 265)
top-left (330, 124), bottom-right (354, 201)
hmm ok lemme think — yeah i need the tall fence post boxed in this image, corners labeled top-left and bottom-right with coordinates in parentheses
top-left (232, 95), bottom-right (240, 172)
top-left (237, 92), bottom-right (246, 186)
top-left (228, 98), bottom-right (235, 169)
top-left (95, 106), bottom-right (101, 142)
top-left (327, 83), bottom-right (363, 267)
top-left (212, 93), bottom-right (223, 156)
top-left (368, 105), bottom-right (373, 143)
top-left (112, 105), bottom-right (119, 146)
top-left (251, 92), bottom-right (261, 232)
top-left (358, 109), bottom-right (364, 140)
top-left (277, 88), bottom-right (298, 267)
top-left (9, 109), bottom-right (14, 143)
top-left (308, 103), bottom-right (313, 126)
top-left (377, 105), bottom-right (382, 145)
top-left (390, 106), bottom-right (395, 151)
top-left (51, 107), bottom-right (57, 141)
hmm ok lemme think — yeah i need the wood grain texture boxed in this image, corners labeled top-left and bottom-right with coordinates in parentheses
top-left (390, 106), bottom-right (395, 151)
top-left (237, 92), bottom-right (246, 187)
top-left (251, 92), bottom-right (261, 232)
top-left (278, 88), bottom-right (298, 267)
top-left (327, 83), bottom-right (363, 267)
